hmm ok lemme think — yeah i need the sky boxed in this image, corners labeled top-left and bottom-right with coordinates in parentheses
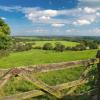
top-left (0, 0), bottom-right (100, 36)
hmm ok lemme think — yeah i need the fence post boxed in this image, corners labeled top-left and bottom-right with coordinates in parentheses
top-left (96, 50), bottom-right (100, 100)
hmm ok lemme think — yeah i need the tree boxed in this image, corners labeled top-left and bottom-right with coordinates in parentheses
top-left (73, 44), bottom-right (86, 51)
top-left (0, 18), bottom-right (11, 56)
top-left (88, 41), bottom-right (98, 49)
top-left (43, 43), bottom-right (53, 50)
top-left (54, 42), bottom-right (65, 52)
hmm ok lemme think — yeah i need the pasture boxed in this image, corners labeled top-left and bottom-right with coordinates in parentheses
top-left (0, 46), bottom-right (97, 100)
top-left (0, 49), bottom-right (96, 68)
top-left (0, 49), bottom-right (97, 100)
top-left (32, 40), bottom-right (79, 47)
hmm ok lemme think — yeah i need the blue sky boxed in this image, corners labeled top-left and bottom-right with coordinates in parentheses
top-left (0, 0), bottom-right (100, 36)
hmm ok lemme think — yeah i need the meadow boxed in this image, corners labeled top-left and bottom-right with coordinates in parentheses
top-left (32, 40), bottom-right (79, 47)
top-left (0, 49), bottom-right (97, 68)
top-left (0, 39), bottom-right (97, 100)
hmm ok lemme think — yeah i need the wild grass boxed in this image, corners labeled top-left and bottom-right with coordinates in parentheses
top-left (0, 49), bottom-right (97, 68)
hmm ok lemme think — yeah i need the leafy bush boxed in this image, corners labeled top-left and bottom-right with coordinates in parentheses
top-left (54, 42), bottom-right (65, 52)
top-left (82, 40), bottom-right (98, 49)
top-left (13, 42), bottom-right (33, 52)
top-left (0, 18), bottom-right (12, 57)
top-left (43, 43), bottom-right (53, 50)
top-left (72, 44), bottom-right (86, 51)
top-left (33, 46), bottom-right (42, 49)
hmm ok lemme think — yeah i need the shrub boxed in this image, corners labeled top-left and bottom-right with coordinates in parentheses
top-left (13, 42), bottom-right (33, 52)
top-left (88, 42), bottom-right (98, 49)
top-left (43, 43), bottom-right (53, 50)
top-left (33, 46), bottom-right (42, 49)
top-left (72, 44), bottom-right (86, 51)
top-left (54, 42), bottom-right (65, 52)
top-left (66, 47), bottom-right (72, 50)
top-left (82, 40), bottom-right (98, 49)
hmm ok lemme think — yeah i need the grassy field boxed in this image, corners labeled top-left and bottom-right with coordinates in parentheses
top-left (0, 49), bottom-right (97, 100)
top-left (32, 40), bottom-right (79, 47)
top-left (1, 67), bottom-right (84, 95)
top-left (0, 49), bottom-right (97, 68)
top-left (0, 66), bottom-right (94, 100)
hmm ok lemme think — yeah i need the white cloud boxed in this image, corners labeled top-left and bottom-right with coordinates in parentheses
top-left (26, 29), bottom-right (48, 33)
top-left (95, 28), bottom-right (100, 32)
top-left (39, 16), bottom-right (50, 20)
top-left (73, 15), bottom-right (96, 26)
top-left (79, 0), bottom-right (100, 2)
top-left (25, 9), bottom-right (58, 22)
top-left (73, 19), bottom-right (91, 25)
top-left (96, 12), bottom-right (100, 16)
top-left (66, 30), bottom-right (72, 32)
top-left (66, 29), bottom-right (73, 33)
top-left (52, 23), bottom-right (65, 27)
top-left (0, 5), bottom-right (99, 26)
top-left (0, 17), bottom-right (6, 20)
top-left (84, 7), bottom-right (96, 13)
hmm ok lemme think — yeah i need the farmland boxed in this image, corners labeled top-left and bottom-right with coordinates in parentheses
top-left (32, 40), bottom-right (79, 47)
top-left (0, 36), bottom-right (98, 100)
top-left (0, 49), bottom-right (96, 68)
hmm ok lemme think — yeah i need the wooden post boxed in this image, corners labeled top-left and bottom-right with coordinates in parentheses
top-left (96, 50), bottom-right (100, 100)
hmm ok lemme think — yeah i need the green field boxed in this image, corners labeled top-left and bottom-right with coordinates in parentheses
top-left (1, 67), bottom-right (85, 95)
top-left (32, 40), bottom-right (79, 47)
top-left (0, 49), bottom-right (97, 68)
top-left (0, 49), bottom-right (97, 100)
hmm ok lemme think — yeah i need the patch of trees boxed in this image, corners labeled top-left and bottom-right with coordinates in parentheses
top-left (0, 18), bottom-right (12, 57)
top-left (82, 40), bottom-right (98, 49)
top-left (42, 41), bottom-right (98, 52)
top-left (54, 42), bottom-right (65, 52)
top-left (12, 41), bottom-right (33, 52)
top-left (43, 43), bottom-right (53, 50)
top-left (42, 42), bottom-right (65, 52)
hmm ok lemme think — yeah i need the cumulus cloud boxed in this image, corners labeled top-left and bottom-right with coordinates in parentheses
top-left (26, 29), bottom-right (48, 33)
top-left (73, 15), bottom-right (96, 25)
top-left (0, 17), bottom-right (6, 20)
top-left (24, 9), bottom-right (58, 23)
top-left (95, 28), bottom-right (100, 32)
top-left (73, 19), bottom-right (91, 25)
top-left (83, 7), bottom-right (96, 13)
top-left (0, 5), bottom-right (99, 26)
top-left (52, 23), bottom-right (65, 27)
top-left (79, 0), bottom-right (100, 2)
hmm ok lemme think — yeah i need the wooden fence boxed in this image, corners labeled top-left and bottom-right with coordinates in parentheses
top-left (0, 50), bottom-right (100, 100)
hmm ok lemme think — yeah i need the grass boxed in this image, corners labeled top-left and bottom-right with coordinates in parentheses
top-left (35, 67), bottom-right (85, 85)
top-left (0, 49), bottom-right (97, 68)
top-left (0, 66), bottom-right (94, 100)
top-left (0, 49), bottom-right (97, 100)
top-left (32, 40), bottom-right (79, 47)
top-left (1, 67), bottom-right (84, 95)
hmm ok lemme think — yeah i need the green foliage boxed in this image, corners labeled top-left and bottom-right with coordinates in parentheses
top-left (13, 42), bottom-right (33, 52)
top-left (72, 44), bottom-right (86, 51)
top-left (82, 40), bottom-right (98, 49)
top-left (54, 42), bottom-right (65, 52)
top-left (43, 43), bottom-right (53, 50)
top-left (0, 18), bottom-right (11, 57)
top-left (0, 34), bottom-right (11, 50)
